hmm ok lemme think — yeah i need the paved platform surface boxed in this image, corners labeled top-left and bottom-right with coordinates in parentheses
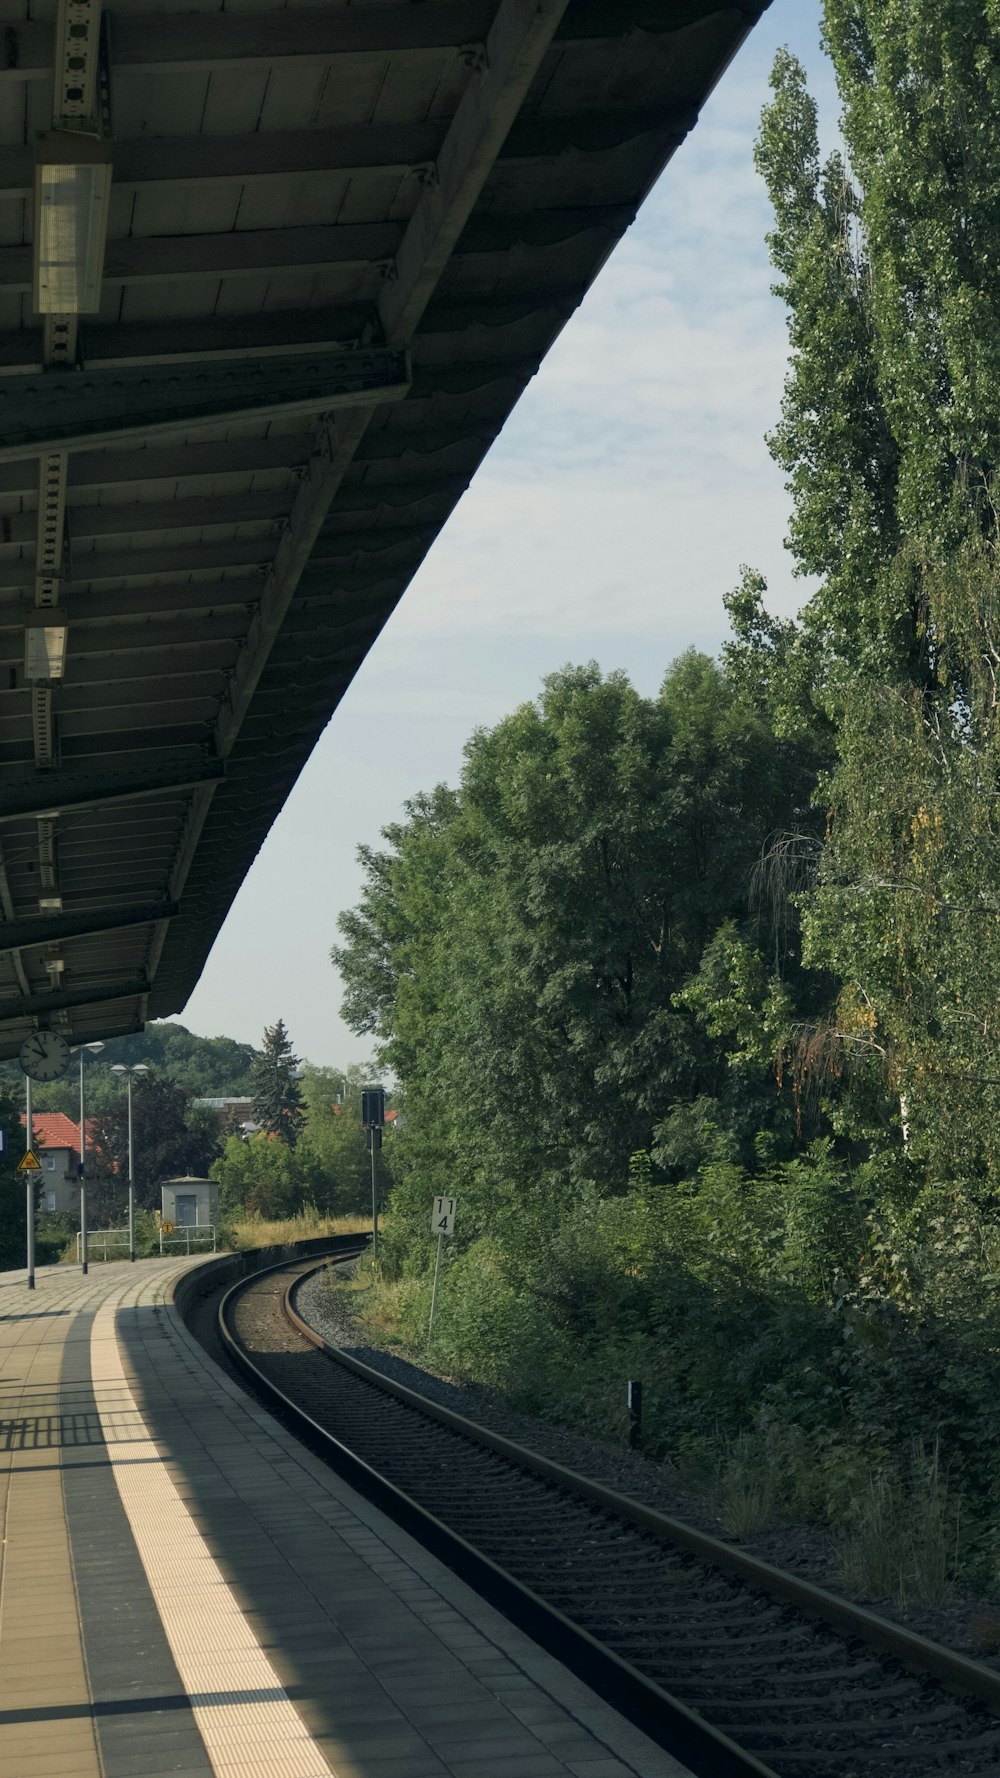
top-left (0, 1258), bottom-right (689, 1778)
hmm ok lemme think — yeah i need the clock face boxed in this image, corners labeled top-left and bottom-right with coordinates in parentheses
top-left (19, 1031), bottom-right (71, 1082)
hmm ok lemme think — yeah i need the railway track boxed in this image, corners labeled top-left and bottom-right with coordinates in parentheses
top-left (201, 1251), bottom-right (1000, 1778)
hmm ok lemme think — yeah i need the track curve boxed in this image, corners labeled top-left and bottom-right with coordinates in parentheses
top-left (203, 1253), bottom-right (1000, 1778)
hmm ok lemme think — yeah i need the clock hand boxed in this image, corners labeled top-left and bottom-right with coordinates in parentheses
top-left (30, 1035), bottom-right (47, 1058)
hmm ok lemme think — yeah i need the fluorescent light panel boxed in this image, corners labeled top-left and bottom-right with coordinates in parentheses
top-left (33, 134), bottom-right (112, 315)
top-left (25, 611), bottom-right (68, 680)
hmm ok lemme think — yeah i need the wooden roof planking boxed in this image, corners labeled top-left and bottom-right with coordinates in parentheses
top-left (0, 0), bottom-right (770, 1058)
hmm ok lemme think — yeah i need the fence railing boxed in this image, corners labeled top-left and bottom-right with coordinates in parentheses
top-left (75, 1225), bottom-right (218, 1262)
top-left (159, 1224), bottom-right (217, 1257)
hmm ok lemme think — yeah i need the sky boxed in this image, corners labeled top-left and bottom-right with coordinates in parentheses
top-left (180, 0), bottom-right (837, 1069)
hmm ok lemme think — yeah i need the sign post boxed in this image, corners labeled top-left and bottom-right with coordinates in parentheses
top-left (427, 1196), bottom-right (456, 1343)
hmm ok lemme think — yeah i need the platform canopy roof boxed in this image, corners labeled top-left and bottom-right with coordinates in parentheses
top-left (0, 0), bottom-right (769, 1059)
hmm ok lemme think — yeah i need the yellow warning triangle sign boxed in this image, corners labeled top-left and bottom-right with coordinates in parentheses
top-left (17, 1148), bottom-right (42, 1172)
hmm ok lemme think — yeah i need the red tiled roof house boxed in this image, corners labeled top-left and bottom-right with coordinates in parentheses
top-left (19, 1112), bottom-right (87, 1218)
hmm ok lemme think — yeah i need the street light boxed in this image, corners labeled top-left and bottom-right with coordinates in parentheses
top-left (112, 1063), bottom-right (149, 1262)
top-left (74, 1041), bottom-right (104, 1276)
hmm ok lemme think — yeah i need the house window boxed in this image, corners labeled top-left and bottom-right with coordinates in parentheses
top-left (45, 1191), bottom-right (56, 1212)
top-left (44, 1155), bottom-right (56, 1171)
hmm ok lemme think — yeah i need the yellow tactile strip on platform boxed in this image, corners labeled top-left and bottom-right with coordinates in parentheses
top-left (90, 1302), bottom-right (342, 1778)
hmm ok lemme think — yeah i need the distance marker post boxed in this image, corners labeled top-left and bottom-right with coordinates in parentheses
top-left (427, 1195), bottom-right (457, 1343)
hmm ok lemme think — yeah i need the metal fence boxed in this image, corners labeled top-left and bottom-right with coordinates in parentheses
top-left (159, 1224), bottom-right (217, 1257)
top-left (75, 1225), bottom-right (218, 1262)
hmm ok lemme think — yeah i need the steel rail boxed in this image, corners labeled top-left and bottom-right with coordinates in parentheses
top-left (216, 1253), bottom-right (778, 1778)
top-left (281, 1264), bottom-right (1000, 1719)
top-left (213, 1253), bottom-right (1000, 1777)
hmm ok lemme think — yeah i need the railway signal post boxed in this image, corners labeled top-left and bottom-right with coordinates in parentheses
top-left (361, 1087), bottom-right (385, 1265)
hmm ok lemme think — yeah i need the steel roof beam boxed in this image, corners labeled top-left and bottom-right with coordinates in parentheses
top-left (113, 122), bottom-right (444, 190)
top-left (0, 347), bottom-right (410, 461)
top-left (0, 491), bottom-right (291, 545)
top-left (0, 308), bottom-right (373, 373)
top-left (68, 491), bottom-right (291, 537)
top-left (0, 900), bottom-right (176, 954)
top-left (17, 649), bottom-right (235, 688)
top-left (0, 1), bottom-right (737, 79)
top-left (67, 542), bottom-right (270, 585)
top-left (47, 677), bottom-right (227, 715)
top-left (5, 623), bottom-right (244, 663)
top-left (100, 223), bottom-right (401, 287)
top-left (213, 409), bottom-right (376, 760)
top-left (51, 696), bottom-right (220, 734)
top-left (379, 0), bottom-right (571, 347)
top-left (0, 974), bottom-right (150, 1022)
top-left (0, 224), bottom-right (402, 295)
top-left (0, 545), bottom-right (269, 592)
top-left (0, 211), bottom-right (619, 296)
top-left (37, 681), bottom-right (225, 718)
top-left (0, 593), bottom-right (252, 636)
top-left (0, 4), bottom-right (497, 77)
top-left (0, 110), bottom-right (686, 198)
top-left (65, 587), bottom-right (256, 628)
top-left (0, 758), bottom-right (224, 822)
top-left (59, 725), bottom-right (217, 759)
top-left (0, 435), bottom-right (314, 497)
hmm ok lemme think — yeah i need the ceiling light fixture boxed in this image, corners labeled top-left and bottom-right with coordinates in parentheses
top-left (24, 611), bottom-right (68, 680)
top-left (33, 132), bottom-right (112, 315)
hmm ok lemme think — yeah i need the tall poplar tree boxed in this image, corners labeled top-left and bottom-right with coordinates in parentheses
top-left (751, 7), bottom-right (1000, 1182)
top-left (250, 1020), bottom-right (306, 1148)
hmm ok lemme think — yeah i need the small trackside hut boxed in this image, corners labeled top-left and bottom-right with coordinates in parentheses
top-left (161, 1175), bottom-right (218, 1229)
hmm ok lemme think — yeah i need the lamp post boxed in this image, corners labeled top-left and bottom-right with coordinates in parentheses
top-left (25, 1072), bottom-right (34, 1291)
top-left (75, 1041), bottom-right (104, 1275)
top-left (111, 1063), bottom-right (149, 1261)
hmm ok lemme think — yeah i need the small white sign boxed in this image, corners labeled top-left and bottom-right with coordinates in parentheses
top-left (431, 1196), bottom-right (457, 1237)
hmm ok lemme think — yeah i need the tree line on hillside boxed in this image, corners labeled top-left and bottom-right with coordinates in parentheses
top-left (0, 1018), bottom-right (379, 1266)
top-left (332, 6), bottom-right (1000, 1602)
top-left (0, 1020), bottom-right (261, 1115)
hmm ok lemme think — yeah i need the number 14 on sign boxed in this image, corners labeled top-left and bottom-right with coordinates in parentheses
top-left (428, 1197), bottom-right (457, 1342)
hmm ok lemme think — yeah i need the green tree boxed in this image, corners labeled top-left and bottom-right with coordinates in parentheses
top-left (0, 1080), bottom-right (34, 1269)
top-left (750, 13), bottom-right (1000, 1181)
top-left (334, 658), bottom-right (819, 1266)
top-left (298, 1068), bottom-right (375, 1213)
top-left (215, 1132), bottom-right (303, 1221)
top-left (89, 1074), bottom-right (220, 1219)
top-left (250, 1020), bottom-right (305, 1147)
